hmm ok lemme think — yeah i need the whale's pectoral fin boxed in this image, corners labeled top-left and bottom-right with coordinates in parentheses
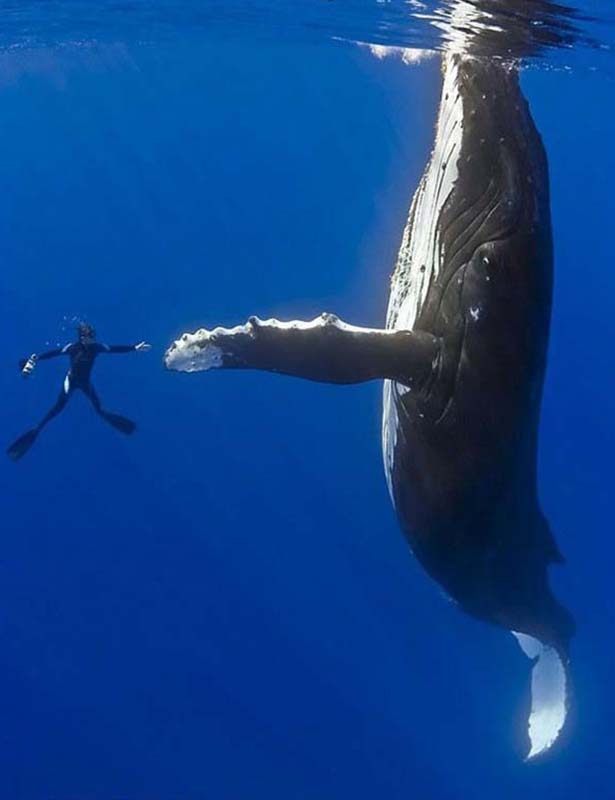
top-left (165, 314), bottom-right (440, 387)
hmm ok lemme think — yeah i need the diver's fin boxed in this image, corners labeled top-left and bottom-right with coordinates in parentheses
top-left (7, 429), bottom-right (39, 461)
top-left (164, 314), bottom-right (440, 388)
top-left (513, 632), bottom-right (569, 760)
top-left (102, 413), bottom-right (136, 435)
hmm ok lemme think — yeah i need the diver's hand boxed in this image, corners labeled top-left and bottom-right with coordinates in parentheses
top-left (20, 354), bottom-right (37, 376)
top-left (135, 341), bottom-right (152, 352)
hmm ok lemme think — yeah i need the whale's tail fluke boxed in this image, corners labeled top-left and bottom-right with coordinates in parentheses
top-left (513, 632), bottom-right (570, 760)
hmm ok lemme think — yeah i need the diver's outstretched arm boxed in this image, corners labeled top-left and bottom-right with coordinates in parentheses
top-left (100, 342), bottom-right (152, 354)
top-left (36, 346), bottom-right (71, 361)
top-left (164, 314), bottom-right (440, 387)
top-left (19, 345), bottom-right (72, 376)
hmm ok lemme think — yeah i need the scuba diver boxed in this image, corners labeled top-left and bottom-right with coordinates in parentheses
top-left (7, 323), bottom-right (152, 461)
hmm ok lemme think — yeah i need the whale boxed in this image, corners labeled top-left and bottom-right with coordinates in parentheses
top-left (383, 52), bottom-right (573, 758)
top-left (165, 17), bottom-right (573, 758)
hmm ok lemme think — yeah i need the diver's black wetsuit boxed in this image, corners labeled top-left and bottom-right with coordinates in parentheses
top-left (35, 341), bottom-right (139, 431)
top-left (7, 338), bottom-right (144, 461)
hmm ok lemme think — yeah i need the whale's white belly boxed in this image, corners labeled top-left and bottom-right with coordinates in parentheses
top-left (382, 56), bottom-right (464, 499)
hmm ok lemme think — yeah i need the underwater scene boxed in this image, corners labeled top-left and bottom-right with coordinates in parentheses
top-left (2, 1), bottom-right (615, 797)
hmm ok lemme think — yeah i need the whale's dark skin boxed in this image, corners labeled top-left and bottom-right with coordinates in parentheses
top-left (165, 55), bottom-right (572, 666)
top-left (383, 56), bottom-right (572, 654)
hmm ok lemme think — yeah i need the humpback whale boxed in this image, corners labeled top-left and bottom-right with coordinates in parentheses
top-left (165, 6), bottom-right (574, 760)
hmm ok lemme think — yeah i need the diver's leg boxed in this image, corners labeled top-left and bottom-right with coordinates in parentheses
top-left (83, 383), bottom-right (103, 415)
top-left (36, 383), bottom-right (72, 431)
top-left (164, 314), bottom-right (440, 388)
top-left (7, 379), bottom-right (72, 460)
top-left (83, 384), bottom-right (136, 435)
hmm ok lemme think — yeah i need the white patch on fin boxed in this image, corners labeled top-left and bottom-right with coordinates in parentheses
top-left (512, 632), bottom-right (568, 760)
top-left (164, 329), bottom-right (224, 373)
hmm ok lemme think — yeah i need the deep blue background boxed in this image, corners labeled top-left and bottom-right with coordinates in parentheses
top-left (1, 35), bottom-right (614, 799)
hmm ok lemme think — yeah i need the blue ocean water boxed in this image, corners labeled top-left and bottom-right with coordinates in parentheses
top-left (1, 2), bottom-right (614, 798)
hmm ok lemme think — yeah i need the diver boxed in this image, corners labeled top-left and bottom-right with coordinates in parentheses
top-left (7, 323), bottom-right (152, 461)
